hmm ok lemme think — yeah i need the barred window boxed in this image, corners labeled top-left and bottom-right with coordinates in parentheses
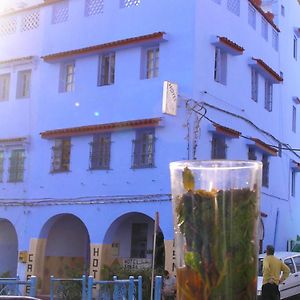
top-left (248, 4), bottom-right (256, 29)
top-left (251, 68), bottom-right (258, 102)
top-left (291, 170), bottom-right (296, 197)
top-left (0, 151), bottom-right (4, 182)
top-left (211, 135), bottom-right (227, 159)
top-left (120, 0), bottom-right (141, 8)
top-left (292, 106), bottom-right (297, 133)
top-left (52, 0), bottom-right (69, 24)
top-left (145, 46), bottom-right (159, 79)
top-left (59, 61), bottom-right (75, 93)
top-left (264, 80), bottom-right (273, 112)
top-left (8, 149), bottom-right (25, 182)
top-left (0, 73), bottom-right (10, 101)
top-left (262, 154), bottom-right (269, 187)
top-left (85, 0), bottom-right (104, 16)
top-left (261, 18), bottom-right (268, 41)
top-left (51, 138), bottom-right (71, 173)
top-left (16, 70), bottom-right (31, 99)
top-left (89, 133), bottom-right (111, 170)
top-left (98, 52), bottom-right (115, 86)
top-left (227, 0), bottom-right (240, 16)
top-left (272, 30), bottom-right (278, 51)
top-left (248, 147), bottom-right (257, 160)
top-left (132, 128), bottom-right (155, 168)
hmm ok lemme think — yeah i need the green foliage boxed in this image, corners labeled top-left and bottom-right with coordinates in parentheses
top-left (0, 271), bottom-right (11, 278)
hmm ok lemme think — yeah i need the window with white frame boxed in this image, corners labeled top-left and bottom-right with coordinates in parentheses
top-left (261, 18), bottom-right (268, 41)
top-left (52, 0), bottom-right (69, 24)
top-left (272, 30), bottom-right (279, 51)
top-left (85, 0), bottom-right (104, 16)
top-left (0, 73), bottom-right (10, 101)
top-left (16, 70), bottom-right (31, 99)
top-left (262, 154), bottom-right (269, 187)
top-left (264, 80), bottom-right (273, 112)
top-left (292, 105), bottom-right (297, 133)
top-left (0, 151), bottom-right (3, 182)
top-left (59, 62), bottom-right (75, 93)
top-left (98, 52), bottom-right (115, 86)
top-left (51, 138), bottom-right (71, 173)
top-left (211, 134), bottom-right (227, 159)
top-left (227, 0), bottom-right (240, 16)
top-left (120, 0), bottom-right (141, 8)
top-left (8, 149), bottom-right (25, 182)
top-left (251, 68), bottom-right (258, 102)
top-left (132, 128), bottom-right (155, 168)
top-left (294, 35), bottom-right (298, 60)
top-left (89, 133), bottom-right (111, 170)
top-left (214, 47), bottom-right (227, 85)
top-left (248, 147), bottom-right (257, 160)
top-left (248, 4), bottom-right (256, 29)
top-left (291, 170), bottom-right (296, 197)
top-left (143, 46), bottom-right (159, 79)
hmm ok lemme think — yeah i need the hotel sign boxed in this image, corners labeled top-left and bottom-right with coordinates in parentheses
top-left (162, 81), bottom-right (178, 116)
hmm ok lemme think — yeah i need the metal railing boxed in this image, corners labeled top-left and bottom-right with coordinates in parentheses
top-left (0, 276), bottom-right (37, 297)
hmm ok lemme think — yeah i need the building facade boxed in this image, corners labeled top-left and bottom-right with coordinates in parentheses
top-left (0, 0), bottom-right (300, 294)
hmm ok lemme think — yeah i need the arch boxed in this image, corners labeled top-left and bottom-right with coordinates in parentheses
top-left (0, 219), bottom-right (18, 277)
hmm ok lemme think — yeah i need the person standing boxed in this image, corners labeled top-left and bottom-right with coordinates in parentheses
top-left (162, 270), bottom-right (176, 300)
top-left (262, 245), bottom-right (290, 300)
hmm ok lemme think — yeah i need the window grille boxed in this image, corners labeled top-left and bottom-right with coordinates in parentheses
top-left (20, 10), bottom-right (40, 32)
top-left (261, 18), bottom-right (268, 41)
top-left (120, 0), bottom-right (141, 8)
top-left (51, 138), bottom-right (71, 173)
top-left (211, 135), bottom-right (227, 159)
top-left (248, 147), bottom-right (257, 161)
top-left (130, 223), bottom-right (148, 258)
top-left (145, 47), bottom-right (159, 79)
top-left (16, 70), bottom-right (31, 99)
top-left (98, 53), bottom-right (115, 86)
top-left (0, 73), bottom-right (10, 101)
top-left (8, 149), bottom-right (25, 182)
top-left (59, 62), bottom-right (75, 92)
top-left (251, 68), bottom-right (258, 102)
top-left (132, 128), bottom-right (155, 168)
top-left (264, 80), bottom-right (273, 112)
top-left (214, 48), bottom-right (227, 85)
top-left (292, 106), bottom-right (297, 133)
top-left (52, 1), bottom-right (69, 24)
top-left (89, 133), bottom-right (111, 170)
top-left (262, 154), bottom-right (269, 187)
top-left (85, 0), bottom-right (104, 16)
top-left (248, 4), bottom-right (256, 29)
top-left (291, 170), bottom-right (296, 197)
top-left (0, 151), bottom-right (3, 182)
top-left (272, 30), bottom-right (278, 51)
top-left (227, 0), bottom-right (240, 16)
top-left (0, 17), bottom-right (17, 37)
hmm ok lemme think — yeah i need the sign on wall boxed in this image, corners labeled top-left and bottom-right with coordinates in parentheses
top-left (162, 81), bottom-right (178, 116)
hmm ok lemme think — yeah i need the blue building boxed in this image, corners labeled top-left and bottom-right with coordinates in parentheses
top-left (0, 0), bottom-right (300, 295)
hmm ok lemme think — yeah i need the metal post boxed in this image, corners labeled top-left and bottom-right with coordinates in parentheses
top-left (87, 276), bottom-right (93, 300)
top-left (113, 275), bottom-right (118, 299)
top-left (128, 276), bottom-right (134, 300)
top-left (81, 275), bottom-right (86, 300)
top-left (15, 275), bottom-right (20, 295)
top-left (29, 276), bottom-right (37, 297)
top-left (137, 276), bottom-right (142, 300)
top-left (154, 276), bottom-right (162, 300)
top-left (150, 212), bottom-right (159, 300)
top-left (50, 275), bottom-right (54, 300)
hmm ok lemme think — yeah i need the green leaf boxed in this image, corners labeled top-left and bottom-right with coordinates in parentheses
top-left (182, 167), bottom-right (195, 191)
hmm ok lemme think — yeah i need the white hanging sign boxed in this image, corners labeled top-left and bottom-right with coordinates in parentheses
top-left (162, 81), bottom-right (178, 116)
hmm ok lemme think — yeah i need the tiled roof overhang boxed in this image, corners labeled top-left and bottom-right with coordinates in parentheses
top-left (211, 36), bottom-right (244, 55)
top-left (250, 58), bottom-right (283, 84)
top-left (293, 97), bottom-right (300, 104)
top-left (248, 0), bottom-right (280, 32)
top-left (42, 32), bottom-right (166, 62)
top-left (291, 160), bottom-right (300, 172)
top-left (249, 138), bottom-right (278, 156)
top-left (41, 117), bottom-right (163, 139)
top-left (0, 137), bottom-right (29, 148)
top-left (211, 123), bottom-right (241, 138)
top-left (0, 56), bottom-right (36, 68)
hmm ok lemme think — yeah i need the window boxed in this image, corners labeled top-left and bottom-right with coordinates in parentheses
top-left (227, 0), bottom-right (240, 16)
top-left (16, 70), bottom-right (31, 98)
top-left (211, 135), bottom-right (227, 159)
top-left (120, 0), bottom-right (141, 8)
top-left (130, 223), bottom-right (148, 258)
top-left (51, 138), bottom-right (71, 173)
top-left (281, 5), bottom-right (285, 17)
top-left (0, 73), bottom-right (10, 101)
top-left (248, 4), bottom-right (256, 29)
top-left (294, 35), bottom-right (298, 60)
top-left (132, 128), bottom-right (155, 168)
top-left (264, 80), bottom-right (273, 112)
top-left (89, 133), bottom-right (111, 170)
top-left (261, 18), bottom-right (268, 41)
top-left (262, 154), bottom-right (269, 187)
top-left (291, 170), bottom-right (296, 197)
top-left (52, 0), bottom-right (69, 24)
top-left (85, 0), bottom-right (104, 16)
top-left (214, 48), bottom-right (227, 85)
top-left (293, 256), bottom-right (300, 272)
top-left (0, 151), bottom-right (3, 182)
top-left (212, 0), bottom-right (221, 3)
top-left (284, 258), bottom-right (295, 273)
top-left (8, 149), bottom-right (25, 182)
top-left (98, 52), bottom-right (115, 86)
top-left (272, 30), bottom-right (279, 51)
top-left (144, 46), bottom-right (159, 79)
top-left (248, 147), bottom-right (257, 160)
top-left (293, 106), bottom-right (297, 133)
top-left (59, 62), bottom-right (75, 93)
top-left (251, 68), bottom-right (258, 102)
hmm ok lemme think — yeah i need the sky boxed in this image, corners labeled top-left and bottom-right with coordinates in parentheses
top-left (0, 0), bottom-right (42, 13)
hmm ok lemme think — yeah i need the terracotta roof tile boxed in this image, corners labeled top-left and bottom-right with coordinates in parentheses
top-left (218, 36), bottom-right (244, 53)
top-left (250, 137), bottom-right (278, 156)
top-left (0, 56), bottom-right (35, 66)
top-left (41, 117), bottom-right (163, 139)
top-left (0, 137), bottom-right (28, 144)
top-left (42, 32), bottom-right (166, 62)
top-left (213, 123), bottom-right (241, 138)
top-left (252, 58), bottom-right (283, 83)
